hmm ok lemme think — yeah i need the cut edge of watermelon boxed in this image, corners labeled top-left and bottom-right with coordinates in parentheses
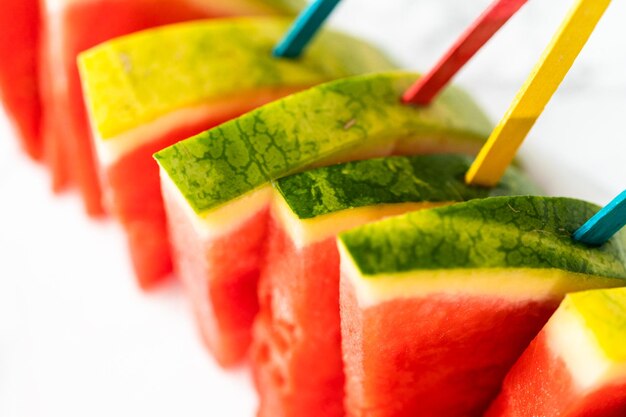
top-left (160, 169), bottom-right (273, 237)
top-left (338, 248), bottom-right (626, 308)
top-left (273, 197), bottom-right (441, 248)
top-left (547, 291), bottom-right (626, 390)
top-left (92, 87), bottom-right (304, 166)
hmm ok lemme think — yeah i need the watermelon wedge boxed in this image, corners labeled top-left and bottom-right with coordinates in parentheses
top-left (0, 0), bottom-right (41, 159)
top-left (486, 287), bottom-right (626, 417)
top-left (39, 0), bottom-right (302, 214)
top-left (252, 154), bottom-right (540, 417)
top-left (79, 18), bottom-right (396, 288)
top-left (155, 71), bottom-right (493, 366)
top-left (338, 196), bottom-right (626, 417)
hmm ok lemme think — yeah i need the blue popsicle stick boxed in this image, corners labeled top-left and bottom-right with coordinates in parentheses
top-left (273, 0), bottom-right (342, 58)
top-left (574, 190), bottom-right (626, 246)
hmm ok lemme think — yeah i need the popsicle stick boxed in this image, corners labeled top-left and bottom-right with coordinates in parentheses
top-left (574, 190), bottom-right (626, 246)
top-left (273, 0), bottom-right (341, 58)
top-left (466, 0), bottom-right (611, 187)
top-left (403, 0), bottom-right (528, 106)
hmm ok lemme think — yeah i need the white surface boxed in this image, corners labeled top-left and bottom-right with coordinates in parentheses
top-left (1, 1), bottom-right (625, 416)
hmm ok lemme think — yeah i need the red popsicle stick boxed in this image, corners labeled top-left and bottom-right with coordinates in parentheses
top-left (403, 0), bottom-right (528, 106)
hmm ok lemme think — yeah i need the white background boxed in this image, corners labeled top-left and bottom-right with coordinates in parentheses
top-left (1, 0), bottom-right (625, 415)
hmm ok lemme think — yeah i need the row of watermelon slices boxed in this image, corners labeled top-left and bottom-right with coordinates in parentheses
top-left (150, 69), bottom-right (626, 416)
top-left (2, 3), bottom-right (626, 417)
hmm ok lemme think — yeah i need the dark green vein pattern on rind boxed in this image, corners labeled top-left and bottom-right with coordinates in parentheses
top-left (79, 17), bottom-right (396, 138)
top-left (274, 154), bottom-right (541, 219)
top-left (155, 72), bottom-right (492, 214)
top-left (339, 196), bottom-right (626, 279)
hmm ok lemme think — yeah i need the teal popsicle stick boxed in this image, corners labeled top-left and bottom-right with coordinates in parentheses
top-left (574, 190), bottom-right (626, 246)
top-left (273, 0), bottom-right (342, 58)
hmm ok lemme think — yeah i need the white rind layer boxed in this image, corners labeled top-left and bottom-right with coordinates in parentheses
top-left (90, 88), bottom-right (301, 167)
top-left (546, 300), bottom-right (626, 390)
top-left (273, 199), bottom-right (437, 248)
top-left (338, 247), bottom-right (625, 309)
top-left (160, 169), bottom-right (272, 239)
top-left (93, 104), bottom-right (214, 167)
top-left (42, 5), bottom-right (68, 92)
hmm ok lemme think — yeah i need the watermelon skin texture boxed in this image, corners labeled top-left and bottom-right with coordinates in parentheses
top-left (0, 0), bottom-right (41, 159)
top-left (155, 72), bottom-right (492, 215)
top-left (340, 197), bottom-right (626, 277)
top-left (339, 196), bottom-right (626, 417)
top-left (273, 155), bottom-right (540, 220)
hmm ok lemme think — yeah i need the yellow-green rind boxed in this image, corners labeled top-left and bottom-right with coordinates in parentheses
top-left (339, 196), bottom-right (626, 279)
top-left (79, 17), bottom-right (396, 139)
top-left (566, 287), bottom-right (626, 362)
top-left (155, 72), bottom-right (493, 214)
top-left (260, 0), bottom-right (303, 14)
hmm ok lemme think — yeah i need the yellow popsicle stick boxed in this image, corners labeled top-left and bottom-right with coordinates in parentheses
top-left (466, 0), bottom-right (611, 186)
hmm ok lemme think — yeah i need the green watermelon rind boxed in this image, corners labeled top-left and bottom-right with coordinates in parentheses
top-left (154, 72), bottom-right (493, 215)
top-left (79, 17), bottom-right (397, 139)
top-left (339, 196), bottom-right (626, 280)
top-left (273, 154), bottom-right (541, 220)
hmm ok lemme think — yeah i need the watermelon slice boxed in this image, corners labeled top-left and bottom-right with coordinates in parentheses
top-left (155, 71), bottom-right (493, 366)
top-left (79, 18), bottom-right (396, 288)
top-left (486, 287), bottom-right (626, 417)
top-left (38, 0), bottom-right (302, 214)
top-left (338, 196), bottom-right (626, 417)
top-left (0, 0), bottom-right (41, 159)
top-left (252, 154), bottom-right (540, 417)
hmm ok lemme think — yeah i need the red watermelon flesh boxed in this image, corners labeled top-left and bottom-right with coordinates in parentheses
top-left (252, 222), bottom-right (345, 417)
top-left (162, 183), bottom-right (270, 366)
top-left (39, 0), bottom-right (277, 215)
top-left (486, 332), bottom-right (626, 417)
top-left (252, 200), bottom-right (436, 416)
top-left (340, 277), bottom-right (559, 417)
top-left (486, 289), bottom-right (626, 417)
top-left (0, 0), bottom-right (41, 159)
